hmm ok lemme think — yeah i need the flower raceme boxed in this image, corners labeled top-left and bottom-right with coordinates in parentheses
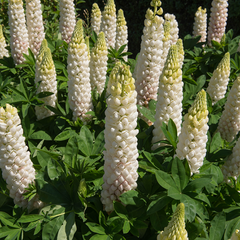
top-left (176, 90), bottom-right (209, 174)
top-left (157, 203), bottom-right (189, 240)
top-left (67, 19), bottom-right (93, 123)
top-left (101, 62), bottom-right (139, 213)
top-left (0, 104), bottom-right (42, 210)
top-left (206, 52), bottom-right (230, 105)
top-left (8, 0), bottom-right (29, 65)
top-left (0, 25), bottom-right (9, 59)
top-left (91, 3), bottom-right (101, 35)
top-left (164, 13), bottom-right (179, 45)
top-left (193, 7), bottom-right (207, 43)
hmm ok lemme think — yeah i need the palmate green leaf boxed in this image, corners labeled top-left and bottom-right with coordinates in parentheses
top-left (92, 130), bottom-right (105, 155)
top-left (29, 131), bottom-right (52, 140)
top-left (137, 105), bottom-right (155, 122)
top-left (86, 222), bottom-right (106, 235)
top-left (209, 212), bottom-right (226, 240)
top-left (65, 136), bottom-right (78, 167)
top-left (183, 177), bottom-right (212, 193)
top-left (155, 170), bottom-right (177, 190)
top-left (47, 158), bottom-right (61, 180)
top-left (186, 222), bottom-right (204, 240)
top-left (123, 221), bottom-right (131, 234)
top-left (114, 202), bottom-right (128, 220)
top-left (78, 126), bottom-right (93, 156)
top-left (224, 216), bottom-right (240, 240)
top-left (180, 194), bottom-right (197, 222)
top-left (17, 214), bottom-right (44, 223)
top-left (210, 132), bottom-right (222, 153)
top-left (161, 121), bottom-right (177, 149)
top-left (54, 129), bottom-right (78, 141)
top-left (167, 186), bottom-right (181, 200)
top-left (0, 212), bottom-right (21, 228)
top-left (89, 234), bottom-right (109, 240)
top-left (0, 227), bottom-right (21, 240)
top-left (119, 190), bottom-right (143, 206)
top-left (106, 217), bottom-right (125, 234)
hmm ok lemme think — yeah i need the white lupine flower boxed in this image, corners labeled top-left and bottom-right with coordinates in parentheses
top-left (176, 38), bottom-right (184, 69)
top-left (67, 19), bottom-right (93, 123)
top-left (206, 52), bottom-right (230, 105)
top-left (230, 229), bottom-right (240, 240)
top-left (152, 44), bottom-right (183, 150)
top-left (193, 7), bottom-right (207, 43)
top-left (91, 3), bottom-right (101, 35)
top-left (90, 32), bottom-right (108, 95)
top-left (217, 75), bottom-right (240, 142)
top-left (25, 0), bottom-right (45, 56)
top-left (85, 36), bottom-right (90, 61)
top-left (164, 13), bottom-right (179, 45)
top-left (0, 25), bottom-right (9, 58)
top-left (101, 61), bottom-right (139, 213)
top-left (59, 0), bottom-right (76, 43)
top-left (0, 104), bottom-right (43, 210)
top-left (135, 1), bottom-right (164, 117)
top-left (35, 48), bottom-right (57, 120)
top-left (207, 0), bottom-right (228, 46)
top-left (100, 0), bottom-right (116, 48)
top-left (115, 9), bottom-right (128, 61)
top-left (8, 0), bottom-right (29, 65)
top-left (222, 137), bottom-right (240, 183)
top-left (35, 39), bottom-right (48, 79)
top-left (176, 90), bottom-right (209, 174)
top-left (157, 203), bottom-right (189, 240)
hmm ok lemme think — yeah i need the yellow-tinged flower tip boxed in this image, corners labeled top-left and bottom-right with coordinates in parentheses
top-left (218, 52), bottom-right (230, 69)
top-left (163, 21), bottom-right (171, 41)
top-left (1, 104), bottom-right (18, 116)
top-left (95, 32), bottom-right (107, 51)
top-left (176, 39), bottom-right (184, 56)
top-left (37, 39), bottom-right (48, 59)
top-left (103, 0), bottom-right (116, 16)
top-left (108, 62), bottom-right (135, 97)
top-left (150, 0), bottom-right (162, 7)
top-left (188, 89), bottom-right (208, 126)
top-left (9, 0), bottom-right (23, 4)
top-left (40, 48), bottom-right (54, 71)
top-left (197, 6), bottom-right (206, 14)
top-left (92, 3), bottom-right (101, 15)
top-left (117, 9), bottom-right (126, 27)
top-left (0, 25), bottom-right (3, 38)
top-left (231, 229), bottom-right (240, 240)
top-left (71, 19), bottom-right (85, 45)
top-left (157, 203), bottom-right (188, 240)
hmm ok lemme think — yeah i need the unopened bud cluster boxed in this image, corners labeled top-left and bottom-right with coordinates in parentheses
top-left (101, 62), bottom-right (139, 213)
top-left (193, 7), bottom-right (207, 43)
top-left (176, 90), bottom-right (209, 174)
top-left (8, 0), bottom-right (29, 65)
top-left (0, 25), bottom-right (9, 58)
top-left (164, 13), bottom-right (179, 45)
top-left (91, 3), bottom-right (101, 35)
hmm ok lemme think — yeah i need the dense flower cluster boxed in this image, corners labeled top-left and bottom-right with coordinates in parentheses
top-left (217, 75), bottom-right (240, 142)
top-left (0, 25), bottom-right (9, 58)
top-left (176, 38), bottom-right (184, 68)
top-left (206, 52), bottom-right (230, 105)
top-left (67, 20), bottom-right (93, 122)
top-left (8, 0), bottom-right (29, 65)
top-left (91, 3), bottom-right (101, 35)
top-left (35, 47), bottom-right (57, 120)
top-left (115, 9), bottom-right (128, 61)
top-left (193, 7), bottom-right (207, 43)
top-left (157, 203), bottom-right (189, 240)
top-left (176, 90), bottom-right (209, 174)
top-left (0, 104), bottom-right (42, 210)
top-left (90, 32), bottom-right (108, 95)
top-left (59, 0), bottom-right (76, 43)
top-left (135, 1), bottom-right (164, 114)
top-left (100, 0), bottom-right (116, 48)
top-left (152, 44), bottom-right (183, 150)
top-left (164, 13), bottom-right (179, 45)
top-left (231, 229), bottom-right (240, 240)
top-left (207, 0), bottom-right (228, 45)
top-left (101, 62), bottom-right (138, 213)
top-left (25, 0), bottom-right (45, 56)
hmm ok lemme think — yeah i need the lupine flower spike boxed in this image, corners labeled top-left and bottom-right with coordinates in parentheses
top-left (91, 3), bottom-right (101, 35)
top-left (176, 90), bottom-right (209, 174)
top-left (222, 137), bottom-right (240, 184)
top-left (193, 7), bottom-right (207, 43)
top-left (207, 0), bottom-right (228, 46)
top-left (90, 32), bottom-right (108, 95)
top-left (217, 75), bottom-right (240, 142)
top-left (115, 9), bottom-right (128, 61)
top-left (157, 203), bottom-right (189, 240)
top-left (25, 0), bottom-right (45, 56)
top-left (101, 62), bottom-right (139, 213)
top-left (59, 0), bottom-right (76, 43)
top-left (67, 19), bottom-right (93, 123)
top-left (164, 13), bottom-right (179, 45)
top-left (0, 25), bottom-right (9, 58)
top-left (8, 0), bottom-right (29, 65)
top-left (100, 0), bottom-right (116, 48)
top-left (206, 52), bottom-right (230, 105)
top-left (152, 44), bottom-right (183, 150)
top-left (35, 48), bottom-right (57, 120)
top-left (0, 104), bottom-right (43, 210)
top-left (135, 0), bottom-right (164, 120)
top-left (85, 36), bottom-right (90, 61)
top-left (230, 229), bottom-right (240, 240)
top-left (35, 39), bottom-right (48, 78)
top-left (176, 38), bottom-right (184, 69)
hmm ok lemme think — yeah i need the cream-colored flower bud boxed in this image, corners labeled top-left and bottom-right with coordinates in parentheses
top-left (115, 9), bottom-right (128, 61)
top-left (193, 7), bottom-right (207, 43)
top-left (25, 0), bottom-right (45, 56)
top-left (91, 3), bottom-right (101, 35)
top-left (176, 38), bottom-right (184, 68)
top-left (90, 32), bottom-right (108, 95)
top-left (35, 48), bottom-right (57, 120)
top-left (85, 36), bottom-right (90, 61)
top-left (101, 62), bottom-right (138, 213)
top-left (152, 44), bottom-right (183, 150)
top-left (164, 13), bottom-right (179, 45)
top-left (217, 75), bottom-right (240, 142)
top-left (157, 203), bottom-right (189, 240)
top-left (0, 104), bottom-right (43, 210)
top-left (230, 229), bottom-right (240, 240)
top-left (0, 25), bottom-right (9, 58)
top-left (207, 52), bottom-right (230, 105)
top-left (208, 0), bottom-right (228, 46)
top-left (8, 0), bottom-right (29, 65)
top-left (100, 0), bottom-right (116, 48)
top-left (176, 90), bottom-right (209, 174)
top-left (59, 0), bottom-right (76, 43)
top-left (67, 19), bottom-right (93, 123)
